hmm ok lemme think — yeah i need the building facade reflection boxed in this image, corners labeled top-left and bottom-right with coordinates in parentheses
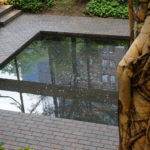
top-left (0, 35), bottom-right (128, 126)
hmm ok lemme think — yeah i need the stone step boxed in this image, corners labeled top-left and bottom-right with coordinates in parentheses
top-left (0, 9), bottom-right (22, 27)
top-left (0, 5), bottom-right (13, 17)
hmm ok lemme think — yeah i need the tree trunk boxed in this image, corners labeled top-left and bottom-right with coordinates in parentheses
top-left (128, 0), bottom-right (134, 44)
top-left (128, 0), bottom-right (149, 43)
top-left (134, 0), bottom-right (149, 37)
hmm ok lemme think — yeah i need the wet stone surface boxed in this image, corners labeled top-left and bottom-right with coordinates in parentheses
top-left (0, 34), bottom-right (128, 126)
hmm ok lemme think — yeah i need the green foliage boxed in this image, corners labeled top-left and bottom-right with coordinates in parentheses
top-left (19, 147), bottom-right (34, 150)
top-left (0, 142), bottom-right (33, 150)
top-left (0, 142), bottom-right (5, 150)
top-left (6, 0), bottom-right (54, 13)
top-left (85, 0), bottom-right (128, 19)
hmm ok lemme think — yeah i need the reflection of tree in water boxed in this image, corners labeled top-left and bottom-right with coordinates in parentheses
top-left (0, 95), bottom-right (22, 111)
top-left (32, 37), bottom-right (117, 124)
top-left (14, 58), bottom-right (25, 113)
top-left (1, 91), bottom-right (117, 125)
top-left (29, 96), bottom-right (58, 117)
top-left (0, 35), bottom-right (125, 125)
top-left (65, 38), bottom-right (97, 122)
top-left (76, 38), bottom-right (101, 88)
top-left (1, 61), bottom-right (16, 75)
top-left (55, 97), bottom-right (117, 125)
top-left (71, 37), bottom-right (78, 87)
top-left (60, 99), bottom-right (95, 122)
top-left (0, 58), bottom-right (26, 113)
top-left (42, 104), bottom-right (54, 116)
top-left (1, 40), bottom-right (48, 76)
top-left (29, 96), bottom-right (45, 114)
top-left (23, 95), bottom-right (55, 115)
top-left (44, 36), bottom-right (72, 85)
top-left (46, 36), bottom-right (72, 116)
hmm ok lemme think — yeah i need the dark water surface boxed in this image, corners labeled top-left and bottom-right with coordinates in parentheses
top-left (0, 34), bottom-right (128, 125)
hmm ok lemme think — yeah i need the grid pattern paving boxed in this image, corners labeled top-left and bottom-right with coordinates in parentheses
top-left (0, 109), bottom-right (119, 150)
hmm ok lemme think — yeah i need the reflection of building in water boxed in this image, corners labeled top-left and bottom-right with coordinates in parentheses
top-left (22, 45), bottom-right (126, 92)
top-left (0, 37), bottom-right (127, 126)
top-left (38, 61), bottom-right (51, 84)
top-left (77, 45), bottom-right (126, 91)
top-left (23, 61), bottom-right (51, 84)
top-left (57, 96), bottom-right (118, 125)
top-left (100, 46), bottom-right (126, 91)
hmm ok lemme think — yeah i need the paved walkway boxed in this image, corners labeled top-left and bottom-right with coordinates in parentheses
top-left (0, 109), bottom-right (119, 150)
top-left (0, 14), bottom-right (129, 67)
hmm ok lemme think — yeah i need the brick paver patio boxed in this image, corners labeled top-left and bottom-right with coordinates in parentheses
top-left (0, 109), bottom-right (119, 150)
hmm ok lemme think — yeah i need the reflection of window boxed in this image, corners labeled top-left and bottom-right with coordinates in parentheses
top-left (102, 46), bottom-right (115, 54)
top-left (102, 59), bottom-right (109, 67)
top-left (110, 60), bottom-right (115, 68)
top-left (110, 75), bottom-right (116, 84)
top-left (109, 46), bottom-right (115, 54)
top-left (102, 59), bottom-right (116, 68)
top-left (102, 47), bottom-right (109, 54)
top-left (103, 47), bottom-right (107, 54)
top-left (102, 75), bottom-right (109, 83)
top-left (102, 75), bottom-right (116, 84)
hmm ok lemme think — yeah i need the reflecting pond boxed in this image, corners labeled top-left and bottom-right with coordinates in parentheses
top-left (0, 34), bottom-right (128, 125)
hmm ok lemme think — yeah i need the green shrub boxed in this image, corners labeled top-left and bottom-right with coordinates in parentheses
top-left (85, 0), bottom-right (128, 19)
top-left (19, 147), bottom-right (34, 150)
top-left (0, 142), bottom-right (5, 150)
top-left (0, 142), bottom-right (33, 150)
top-left (6, 0), bottom-right (54, 13)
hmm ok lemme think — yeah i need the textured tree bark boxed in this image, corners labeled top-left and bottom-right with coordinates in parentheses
top-left (129, 0), bottom-right (134, 44)
top-left (129, 0), bottom-right (150, 43)
top-left (118, 2), bottom-right (150, 149)
top-left (134, 0), bottom-right (149, 37)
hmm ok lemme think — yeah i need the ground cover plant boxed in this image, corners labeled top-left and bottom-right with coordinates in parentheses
top-left (0, 142), bottom-right (33, 150)
top-left (0, 142), bottom-right (5, 150)
top-left (6, 0), bottom-right (54, 13)
top-left (85, 0), bottom-right (128, 18)
top-left (6, 0), bottom-right (128, 18)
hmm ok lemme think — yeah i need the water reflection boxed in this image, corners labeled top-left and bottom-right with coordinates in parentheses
top-left (0, 35), bottom-right (128, 125)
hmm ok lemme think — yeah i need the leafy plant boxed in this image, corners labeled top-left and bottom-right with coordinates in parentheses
top-left (6, 0), bottom-right (54, 13)
top-left (0, 142), bottom-right (33, 150)
top-left (85, 0), bottom-right (128, 19)
top-left (118, 0), bottom-right (128, 2)
top-left (19, 147), bottom-right (34, 150)
top-left (0, 142), bottom-right (5, 150)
